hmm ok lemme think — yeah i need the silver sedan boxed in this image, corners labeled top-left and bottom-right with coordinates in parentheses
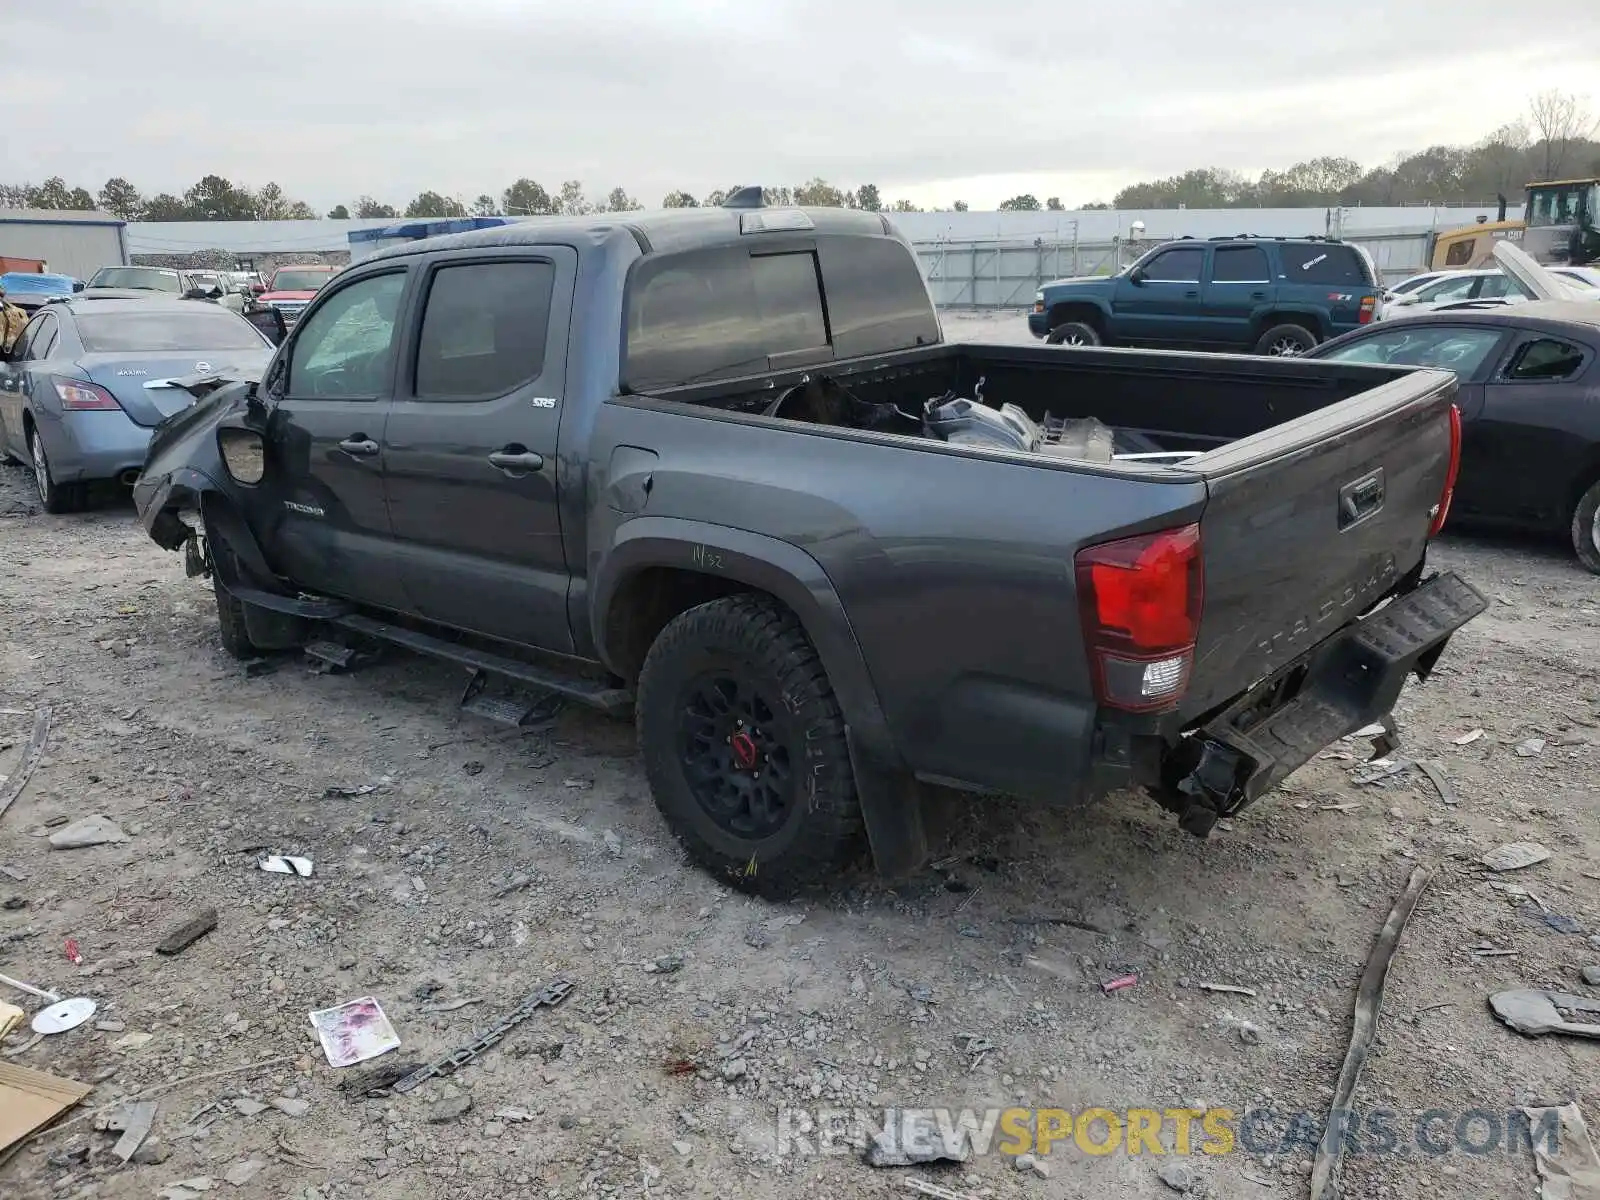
top-left (0, 298), bottom-right (272, 512)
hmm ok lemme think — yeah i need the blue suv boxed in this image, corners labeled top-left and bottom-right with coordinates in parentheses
top-left (1028, 236), bottom-right (1381, 355)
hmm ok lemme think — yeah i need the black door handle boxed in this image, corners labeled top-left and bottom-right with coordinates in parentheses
top-left (1251, 291), bottom-right (1267, 299)
top-left (1185, 290), bottom-right (1199, 298)
top-left (488, 449), bottom-right (544, 471)
top-left (338, 437), bottom-right (379, 456)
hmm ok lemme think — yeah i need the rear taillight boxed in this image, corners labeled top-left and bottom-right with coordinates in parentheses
top-left (1075, 523), bottom-right (1203, 713)
top-left (52, 377), bottom-right (121, 411)
top-left (1358, 296), bottom-right (1377, 324)
top-left (1428, 402), bottom-right (1462, 538)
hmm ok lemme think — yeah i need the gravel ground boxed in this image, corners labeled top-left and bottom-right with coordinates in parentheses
top-left (1, 408), bottom-right (1598, 1200)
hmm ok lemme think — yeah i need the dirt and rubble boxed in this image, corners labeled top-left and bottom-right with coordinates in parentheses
top-left (2, 444), bottom-right (1599, 1200)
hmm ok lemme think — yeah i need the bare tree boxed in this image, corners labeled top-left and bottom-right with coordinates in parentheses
top-left (1529, 90), bottom-right (1598, 179)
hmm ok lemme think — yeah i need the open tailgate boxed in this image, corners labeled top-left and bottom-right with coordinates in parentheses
top-left (1180, 364), bottom-right (1467, 721)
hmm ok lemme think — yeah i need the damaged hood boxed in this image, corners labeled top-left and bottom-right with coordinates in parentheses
top-left (1493, 241), bottom-right (1585, 301)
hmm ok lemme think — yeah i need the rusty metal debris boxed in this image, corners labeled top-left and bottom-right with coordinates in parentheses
top-left (1417, 760), bottom-right (1458, 806)
top-left (1490, 989), bottom-right (1600, 1039)
top-left (390, 978), bottom-right (574, 1094)
top-left (1310, 865), bottom-right (1432, 1200)
top-left (0, 707), bottom-right (51, 825)
top-left (156, 910), bottom-right (218, 957)
top-left (1198, 982), bottom-right (1257, 997)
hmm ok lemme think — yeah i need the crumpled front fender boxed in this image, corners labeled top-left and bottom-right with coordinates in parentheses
top-left (132, 379), bottom-right (262, 549)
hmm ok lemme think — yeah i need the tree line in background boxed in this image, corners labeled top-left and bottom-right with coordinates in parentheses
top-left (1100, 90), bottom-right (1600, 211)
top-left (3, 92), bottom-right (1594, 221)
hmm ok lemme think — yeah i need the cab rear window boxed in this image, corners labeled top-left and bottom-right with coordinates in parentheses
top-left (622, 235), bottom-right (939, 393)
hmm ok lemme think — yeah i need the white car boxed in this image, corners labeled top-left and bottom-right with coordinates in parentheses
top-left (1380, 269), bottom-right (1526, 316)
top-left (1382, 264), bottom-right (1600, 320)
top-left (1381, 271), bottom-right (1450, 302)
top-left (1551, 266), bottom-right (1600, 291)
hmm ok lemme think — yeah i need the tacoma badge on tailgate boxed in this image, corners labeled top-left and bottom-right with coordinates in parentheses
top-left (1253, 555), bottom-right (1398, 660)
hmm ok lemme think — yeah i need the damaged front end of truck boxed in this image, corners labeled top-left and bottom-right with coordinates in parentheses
top-left (133, 369), bottom-right (346, 649)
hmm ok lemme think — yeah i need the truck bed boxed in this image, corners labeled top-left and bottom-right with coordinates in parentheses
top-left (624, 342), bottom-right (1458, 761)
top-left (672, 341), bottom-right (1415, 459)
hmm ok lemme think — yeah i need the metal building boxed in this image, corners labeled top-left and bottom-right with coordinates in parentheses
top-left (347, 217), bottom-right (517, 263)
top-left (0, 209), bottom-right (127, 279)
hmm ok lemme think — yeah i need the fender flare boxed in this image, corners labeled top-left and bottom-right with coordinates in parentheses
top-left (1252, 307), bottom-right (1328, 338)
top-left (590, 517), bottom-right (928, 877)
top-left (1044, 295), bottom-right (1112, 326)
top-left (590, 517), bottom-right (895, 764)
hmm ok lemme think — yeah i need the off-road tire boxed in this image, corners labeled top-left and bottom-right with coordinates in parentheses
top-left (27, 427), bottom-right (84, 514)
top-left (206, 533), bottom-right (259, 660)
top-left (1572, 477), bottom-right (1600, 576)
top-left (1253, 322), bottom-right (1318, 356)
top-left (1046, 321), bottom-right (1102, 347)
top-left (636, 593), bottom-right (866, 895)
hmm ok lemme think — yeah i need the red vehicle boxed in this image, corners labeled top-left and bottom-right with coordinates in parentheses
top-left (257, 264), bottom-right (338, 331)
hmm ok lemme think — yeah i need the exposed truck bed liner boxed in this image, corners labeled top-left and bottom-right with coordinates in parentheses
top-left (673, 342), bottom-right (1415, 461)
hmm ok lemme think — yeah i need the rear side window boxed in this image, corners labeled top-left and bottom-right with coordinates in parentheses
top-left (1507, 338), bottom-right (1585, 381)
top-left (36, 318), bottom-right (60, 359)
top-left (625, 248), bottom-right (830, 391)
top-left (14, 314), bottom-right (54, 360)
top-left (1209, 245), bottom-right (1270, 283)
top-left (414, 261), bottom-right (556, 400)
top-left (1279, 243), bottom-right (1371, 286)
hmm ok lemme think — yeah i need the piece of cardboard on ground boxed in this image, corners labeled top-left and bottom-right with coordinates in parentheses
top-left (0, 1060), bottom-right (92, 1151)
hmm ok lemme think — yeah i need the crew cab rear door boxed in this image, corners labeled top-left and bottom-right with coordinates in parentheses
top-left (1200, 244), bottom-right (1275, 343)
top-left (1180, 363), bottom-right (1461, 719)
top-left (381, 247), bottom-right (578, 652)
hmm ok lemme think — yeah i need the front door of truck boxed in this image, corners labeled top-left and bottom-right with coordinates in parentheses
top-left (382, 249), bottom-right (578, 653)
top-left (259, 266), bottom-right (411, 610)
top-left (1111, 245), bottom-right (1208, 346)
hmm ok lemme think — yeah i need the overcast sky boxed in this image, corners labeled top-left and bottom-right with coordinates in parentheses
top-left (12, 0), bottom-right (1600, 212)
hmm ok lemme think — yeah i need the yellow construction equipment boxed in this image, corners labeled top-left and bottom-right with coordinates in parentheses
top-left (1430, 178), bottom-right (1600, 270)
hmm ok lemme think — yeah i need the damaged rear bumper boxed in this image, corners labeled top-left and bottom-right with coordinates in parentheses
top-left (1128, 571), bottom-right (1487, 834)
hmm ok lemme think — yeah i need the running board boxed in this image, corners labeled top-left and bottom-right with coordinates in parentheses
top-left (329, 613), bottom-right (633, 716)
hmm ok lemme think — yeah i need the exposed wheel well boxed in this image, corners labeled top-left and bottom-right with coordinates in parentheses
top-left (1254, 313), bottom-right (1323, 339)
top-left (1046, 303), bottom-right (1106, 334)
top-left (603, 566), bottom-right (759, 682)
top-left (1568, 458), bottom-right (1600, 521)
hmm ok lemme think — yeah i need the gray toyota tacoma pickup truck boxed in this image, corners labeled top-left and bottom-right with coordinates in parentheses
top-left (132, 193), bottom-right (1486, 893)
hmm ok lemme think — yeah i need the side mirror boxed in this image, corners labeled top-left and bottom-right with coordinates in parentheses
top-left (1128, 267), bottom-right (1147, 285)
top-left (72, 280), bottom-right (85, 293)
top-left (207, 286), bottom-right (223, 299)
